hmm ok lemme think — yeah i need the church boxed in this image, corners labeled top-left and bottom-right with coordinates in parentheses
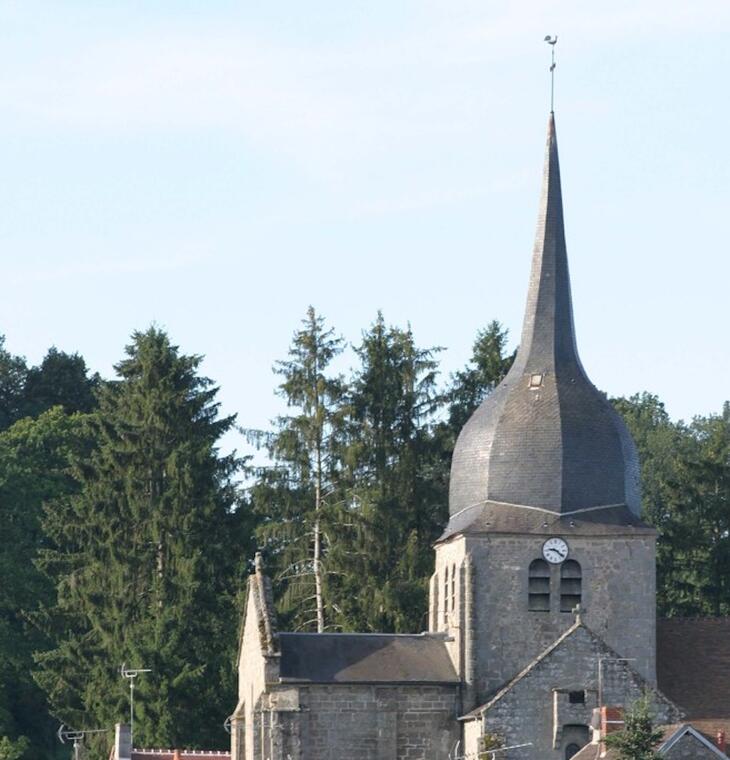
top-left (224, 113), bottom-right (730, 760)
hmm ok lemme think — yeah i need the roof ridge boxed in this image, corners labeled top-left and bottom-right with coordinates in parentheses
top-left (461, 619), bottom-right (682, 721)
top-left (278, 631), bottom-right (436, 638)
top-left (460, 620), bottom-right (581, 719)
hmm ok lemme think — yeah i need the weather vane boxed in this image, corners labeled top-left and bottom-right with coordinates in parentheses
top-left (544, 35), bottom-right (558, 112)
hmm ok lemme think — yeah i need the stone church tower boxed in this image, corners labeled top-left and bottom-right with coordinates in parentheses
top-left (231, 112), bottom-right (730, 760)
top-left (430, 113), bottom-right (657, 711)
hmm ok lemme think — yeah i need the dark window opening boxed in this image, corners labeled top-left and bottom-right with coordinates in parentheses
top-left (568, 691), bottom-right (585, 704)
top-left (443, 566), bottom-right (449, 625)
top-left (451, 564), bottom-right (456, 610)
top-left (528, 559), bottom-right (551, 612)
top-left (560, 559), bottom-right (582, 613)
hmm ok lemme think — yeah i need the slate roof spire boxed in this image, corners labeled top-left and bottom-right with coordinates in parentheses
top-left (445, 113), bottom-right (643, 529)
top-left (518, 112), bottom-right (582, 376)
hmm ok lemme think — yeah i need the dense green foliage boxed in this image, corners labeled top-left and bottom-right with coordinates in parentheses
top-left (0, 339), bottom-right (98, 758)
top-left (0, 316), bottom-right (727, 755)
top-left (611, 394), bottom-right (730, 616)
top-left (603, 695), bottom-right (663, 760)
top-left (33, 329), bottom-right (244, 757)
top-left (331, 313), bottom-right (443, 632)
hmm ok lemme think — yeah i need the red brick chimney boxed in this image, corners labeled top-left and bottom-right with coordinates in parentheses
top-left (601, 706), bottom-right (624, 737)
top-left (717, 730), bottom-right (726, 755)
top-left (172, 751), bottom-right (182, 760)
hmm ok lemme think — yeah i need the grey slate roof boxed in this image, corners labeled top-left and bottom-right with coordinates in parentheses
top-left (277, 632), bottom-right (459, 684)
top-left (439, 501), bottom-right (653, 542)
top-left (447, 114), bottom-right (641, 528)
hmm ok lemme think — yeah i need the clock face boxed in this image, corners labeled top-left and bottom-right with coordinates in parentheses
top-left (542, 537), bottom-right (569, 564)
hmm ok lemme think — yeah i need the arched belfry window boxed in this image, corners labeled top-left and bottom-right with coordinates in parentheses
top-left (560, 560), bottom-right (582, 613)
top-left (528, 559), bottom-right (550, 611)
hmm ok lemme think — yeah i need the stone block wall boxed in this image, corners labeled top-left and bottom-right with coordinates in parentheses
top-left (471, 625), bottom-right (679, 760)
top-left (432, 532), bottom-right (657, 699)
top-left (249, 683), bottom-right (460, 760)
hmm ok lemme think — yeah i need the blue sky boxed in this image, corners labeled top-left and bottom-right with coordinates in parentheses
top-left (1, 1), bottom-right (728, 451)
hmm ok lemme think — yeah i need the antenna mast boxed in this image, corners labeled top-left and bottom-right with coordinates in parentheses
top-left (544, 35), bottom-right (558, 112)
top-left (58, 724), bottom-right (109, 760)
top-left (121, 663), bottom-right (152, 748)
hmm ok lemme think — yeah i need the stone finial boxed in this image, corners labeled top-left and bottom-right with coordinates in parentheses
top-left (572, 603), bottom-right (584, 624)
top-left (254, 551), bottom-right (264, 574)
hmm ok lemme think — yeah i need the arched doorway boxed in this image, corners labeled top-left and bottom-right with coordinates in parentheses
top-left (562, 724), bottom-right (590, 759)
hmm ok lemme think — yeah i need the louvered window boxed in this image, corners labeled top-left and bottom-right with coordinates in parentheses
top-left (560, 560), bottom-right (582, 613)
top-left (528, 559), bottom-right (550, 611)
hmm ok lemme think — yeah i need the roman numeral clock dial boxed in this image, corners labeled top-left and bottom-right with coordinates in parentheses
top-left (542, 537), bottom-right (569, 564)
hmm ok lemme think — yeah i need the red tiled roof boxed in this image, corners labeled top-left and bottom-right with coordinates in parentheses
top-left (657, 617), bottom-right (730, 719)
top-left (132, 752), bottom-right (230, 760)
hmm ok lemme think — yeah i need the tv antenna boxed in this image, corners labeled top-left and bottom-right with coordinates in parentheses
top-left (544, 35), bottom-right (558, 112)
top-left (57, 724), bottom-right (109, 760)
top-left (121, 663), bottom-right (152, 747)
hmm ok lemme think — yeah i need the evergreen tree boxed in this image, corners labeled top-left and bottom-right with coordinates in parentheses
top-left (0, 409), bottom-right (89, 759)
top-left (251, 307), bottom-right (347, 632)
top-left (331, 313), bottom-right (442, 632)
top-left (603, 695), bottom-right (663, 760)
top-left (447, 321), bottom-right (514, 435)
top-left (34, 328), bottom-right (241, 756)
top-left (21, 347), bottom-right (99, 419)
top-left (0, 337), bottom-right (27, 432)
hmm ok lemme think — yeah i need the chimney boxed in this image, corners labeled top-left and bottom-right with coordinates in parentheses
top-left (717, 730), bottom-right (726, 755)
top-left (173, 751), bottom-right (182, 760)
top-left (600, 706), bottom-right (624, 738)
top-left (113, 724), bottom-right (132, 760)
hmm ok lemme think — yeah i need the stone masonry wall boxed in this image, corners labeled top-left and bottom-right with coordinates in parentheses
top-left (232, 572), bottom-right (281, 760)
top-left (261, 684), bottom-right (460, 760)
top-left (473, 625), bottom-right (679, 760)
top-left (432, 532), bottom-right (657, 701)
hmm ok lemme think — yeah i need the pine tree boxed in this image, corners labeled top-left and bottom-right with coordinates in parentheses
top-left (34, 328), bottom-right (241, 755)
top-left (603, 695), bottom-right (663, 760)
top-left (251, 307), bottom-right (347, 632)
top-left (331, 313), bottom-right (442, 632)
top-left (447, 320), bottom-right (514, 435)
